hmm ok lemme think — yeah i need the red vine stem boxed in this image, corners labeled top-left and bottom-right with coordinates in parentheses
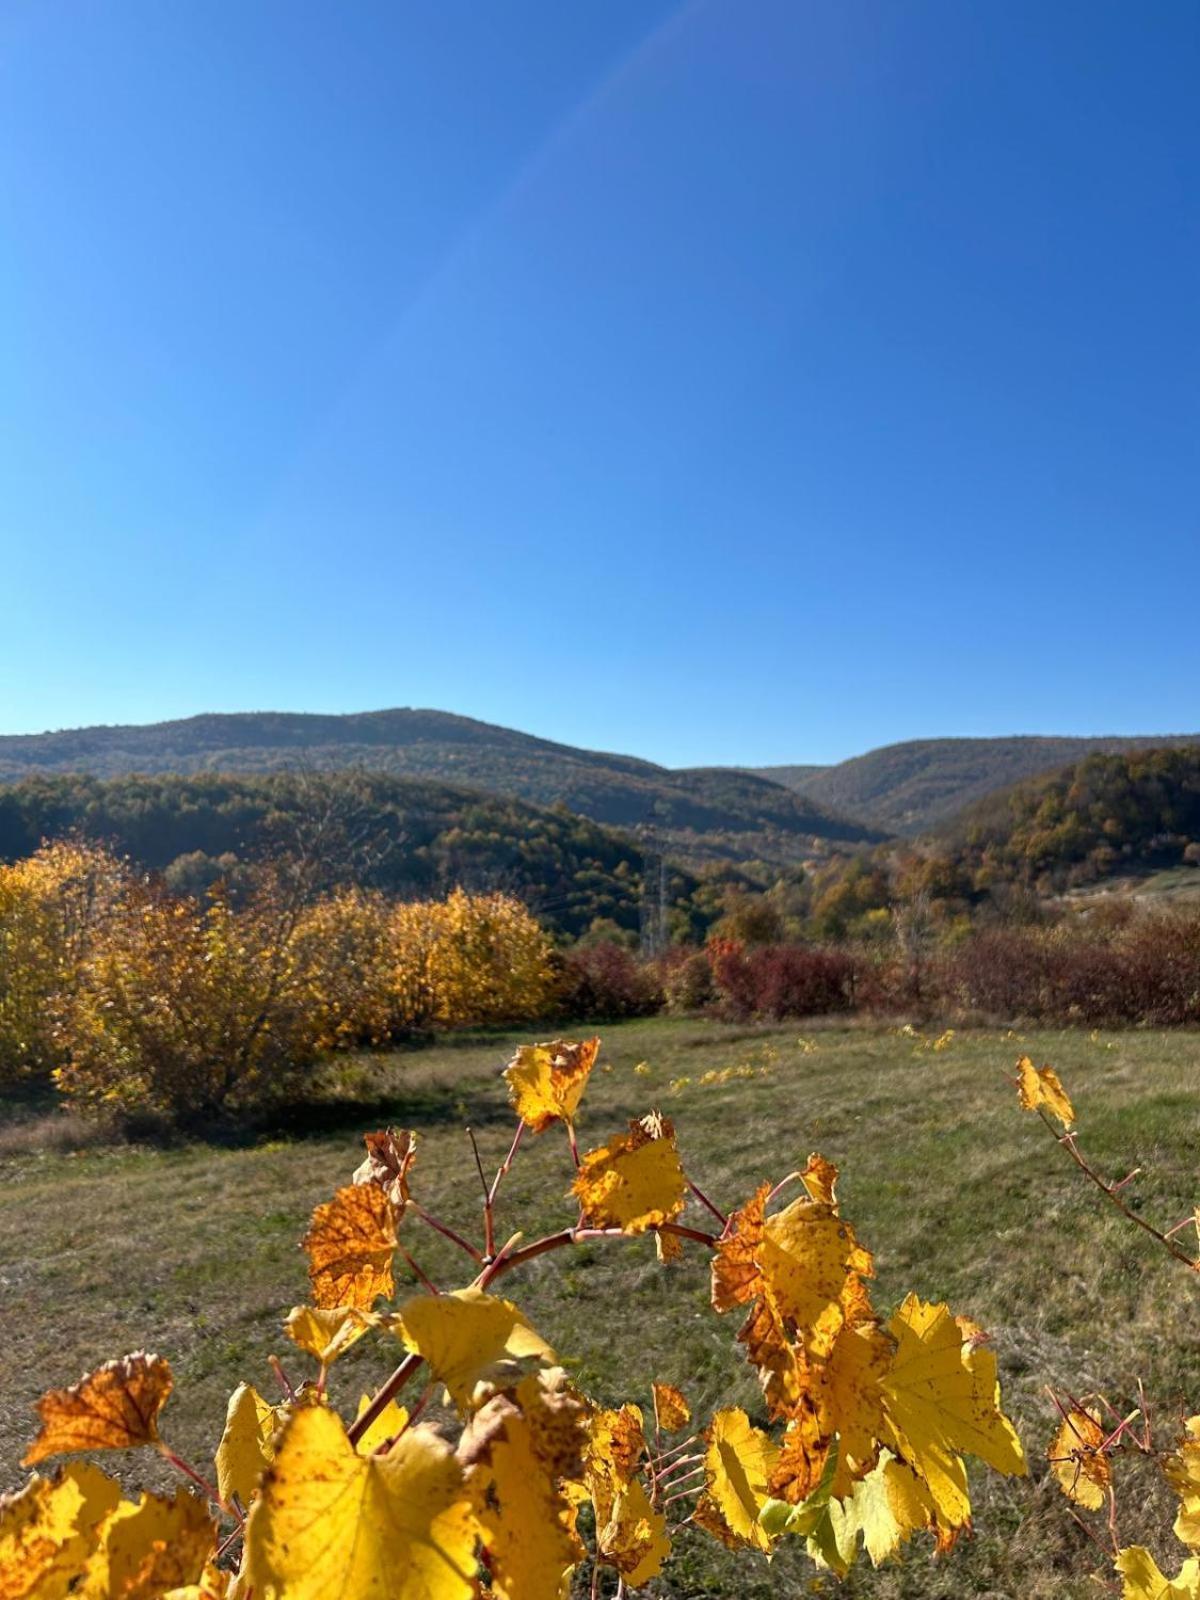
top-left (687, 1179), bottom-right (728, 1228)
top-left (481, 1121), bottom-right (526, 1259)
top-left (1039, 1110), bottom-right (1200, 1271)
top-left (479, 1221), bottom-right (718, 1289)
top-left (347, 1352), bottom-right (424, 1447)
top-left (411, 1203), bottom-right (484, 1264)
top-left (399, 1244), bottom-right (441, 1295)
top-left (159, 1444), bottom-right (233, 1520)
top-left (356, 1216), bottom-right (717, 1451)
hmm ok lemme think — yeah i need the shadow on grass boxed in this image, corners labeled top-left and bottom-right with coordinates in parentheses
top-left (1, 1059), bottom-right (515, 1161)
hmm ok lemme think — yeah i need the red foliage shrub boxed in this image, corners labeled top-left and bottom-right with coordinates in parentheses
top-left (555, 941), bottom-right (663, 1020)
top-left (709, 940), bottom-right (858, 1020)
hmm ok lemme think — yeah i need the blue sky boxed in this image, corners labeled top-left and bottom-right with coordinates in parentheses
top-left (1, 1), bottom-right (1196, 766)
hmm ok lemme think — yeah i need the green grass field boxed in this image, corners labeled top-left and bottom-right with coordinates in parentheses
top-left (3, 1019), bottom-right (1198, 1597)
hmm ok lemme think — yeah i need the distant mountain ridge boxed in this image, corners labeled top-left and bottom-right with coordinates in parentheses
top-left (0, 708), bottom-right (882, 866)
top-left (752, 734), bottom-right (1200, 836)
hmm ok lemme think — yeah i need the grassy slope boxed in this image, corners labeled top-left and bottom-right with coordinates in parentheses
top-left (761, 734), bottom-right (1200, 836)
top-left (3, 1019), bottom-right (1196, 1597)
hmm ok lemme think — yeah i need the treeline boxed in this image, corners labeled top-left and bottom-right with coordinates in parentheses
top-left (783, 746), bottom-right (1200, 939)
top-left (0, 770), bottom-right (749, 944)
top-left (948, 745), bottom-right (1200, 885)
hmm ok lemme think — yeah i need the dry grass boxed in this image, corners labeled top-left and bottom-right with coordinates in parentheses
top-left (2, 1018), bottom-right (1198, 1597)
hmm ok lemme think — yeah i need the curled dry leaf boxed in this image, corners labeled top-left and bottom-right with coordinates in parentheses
top-left (302, 1184), bottom-right (397, 1311)
top-left (1016, 1056), bottom-right (1075, 1128)
top-left (1049, 1406), bottom-right (1111, 1512)
top-left (284, 1305), bottom-right (378, 1367)
top-left (584, 1404), bottom-right (646, 1527)
top-left (503, 1037), bottom-right (599, 1132)
top-left (597, 1477), bottom-right (670, 1588)
top-left (352, 1127), bottom-right (417, 1215)
top-left (572, 1113), bottom-right (687, 1235)
top-left (24, 1353), bottom-right (174, 1466)
top-left (651, 1382), bottom-right (690, 1433)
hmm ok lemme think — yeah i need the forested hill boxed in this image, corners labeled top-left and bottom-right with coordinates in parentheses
top-left (0, 770), bottom-right (730, 943)
top-left (754, 733), bottom-right (1200, 836)
top-left (0, 709), bottom-right (883, 866)
top-left (934, 745), bottom-right (1200, 888)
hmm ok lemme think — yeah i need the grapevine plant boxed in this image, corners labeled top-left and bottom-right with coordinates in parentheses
top-left (4, 1037), bottom-right (1178, 1598)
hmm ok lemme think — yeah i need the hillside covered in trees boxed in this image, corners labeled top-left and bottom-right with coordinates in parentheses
top-left (0, 709), bottom-right (881, 867)
top-left (941, 745), bottom-right (1200, 889)
top-left (755, 733), bottom-right (1200, 835)
top-left (0, 770), bottom-right (751, 943)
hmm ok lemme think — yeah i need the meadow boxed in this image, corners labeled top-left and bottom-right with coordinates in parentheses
top-left (3, 1018), bottom-right (1198, 1597)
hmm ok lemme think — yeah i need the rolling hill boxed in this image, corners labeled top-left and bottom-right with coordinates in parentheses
top-left (0, 769), bottom-right (721, 942)
top-left (0, 709), bottom-right (883, 867)
top-left (752, 733), bottom-right (1200, 836)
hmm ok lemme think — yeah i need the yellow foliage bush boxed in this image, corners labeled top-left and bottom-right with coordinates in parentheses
top-left (391, 888), bottom-right (556, 1031)
top-left (293, 887), bottom-right (399, 1049)
top-left (23, 864), bottom-right (557, 1120)
top-left (53, 876), bottom-right (322, 1120)
top-left (0, 839), bottom-right (130, 1086)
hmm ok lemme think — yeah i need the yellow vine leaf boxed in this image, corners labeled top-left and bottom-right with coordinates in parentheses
top-left (651, 1383), bottom-right (690, 1433)
top-left (462, 1370), bottom-right (589, 1600)
top-left (1016, 1056), bottom-right (1075, 1128)
top-left (584, 1405), bottom-right (646, 1527)
top-left (24, 1355), bottom-right (174, 1466)
top-left (283, 1305), bottom-right (377, 1367)
top-left (302, 1184), bottom-right (397, 1311)
top-left (799, 1152), bottom-right (840, 1208)
top-left (836, 1451), bottom-right (935, 1567)
top-left (692, 1407), bottom-right (780, 1554)
top-left (1166, 1417), bottom-right (1200, 1550)
top-left (162, 1563), bottom-right (229, 1600)
top-left (1049, 1406), bottom-right (1111, 1511)
top-left (757, 1190), bottom-right (874, 1359)
top-left (394, 1287), bottom-right (555, 1413)
top-left (77, 1489), bottom-right (217, 1600)
top-left (215, 1384), bottom-right (279, 1507)
top-left (880, 1295), bottom-right (1026, 1540)
top-left (503, 1037), bottom-right (600, 1133)
top-left (352, 1128), bottom-right (417, 1215)
top-left (816, 1317), bottom-right (893, 1496)
top-left (243, 1404), bottom-right (476, 1600)
top-left (1116, 1547), bottom-right (1200, 1599)
top-left (736, 1292), bottom-right (812, 1421)
top-left (711, 1183), bottom-right (771, 1313)
top-left (0, 1462), bottom-right (119, 1600)
top-left (597, 1477), bottom-right (670, 1588)
top-left (573, 1114), bottom-right (686, 1235)
top-left (353, 1393), bottom-right (409, 1457)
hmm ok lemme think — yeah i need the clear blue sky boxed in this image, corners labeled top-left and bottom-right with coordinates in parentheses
top-left (1, 1), bottom-right (1196, 766)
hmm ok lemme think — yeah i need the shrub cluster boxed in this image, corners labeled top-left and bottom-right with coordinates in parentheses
top-left (565, 914), bottom-right (1200, 1028)
top-left (0, 842), bottom-right (556, 1119)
